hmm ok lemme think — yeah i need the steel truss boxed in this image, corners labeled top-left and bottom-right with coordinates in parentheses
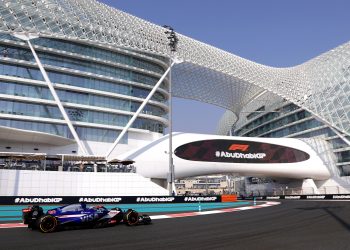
top-left (0, 0), bottom-right (349, 139)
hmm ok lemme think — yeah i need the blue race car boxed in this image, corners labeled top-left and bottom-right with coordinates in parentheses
top-left (22, 203), bottom-right (151, 233)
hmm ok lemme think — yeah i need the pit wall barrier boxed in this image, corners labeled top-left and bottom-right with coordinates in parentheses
top-left (0, 195), bottom-right (237, 205)
top-left (239, 194), bottom-right (350, 200)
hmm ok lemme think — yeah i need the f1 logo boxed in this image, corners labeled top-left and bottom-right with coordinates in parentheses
top-left (228, 144), bottom-right (249, 152)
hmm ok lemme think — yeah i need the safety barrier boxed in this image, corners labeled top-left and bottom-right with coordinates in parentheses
top-left (0, 195), bottom-right (238, 205)
top-left (240, 194), bottom-right (350, 200)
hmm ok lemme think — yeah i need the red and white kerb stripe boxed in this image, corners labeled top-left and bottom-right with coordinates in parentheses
top-left (150, 201), bottom-right (281, 220)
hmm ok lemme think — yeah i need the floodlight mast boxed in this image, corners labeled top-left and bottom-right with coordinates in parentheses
top-left (163, 25), bottom-right (179, 196)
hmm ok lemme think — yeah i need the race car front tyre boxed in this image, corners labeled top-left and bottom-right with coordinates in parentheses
top-left (124, 209), bottom-right (139, 226)
top-left (38, 215), bottom-right (58, 233)
top-left (140, 215), bottom-right (152, 225)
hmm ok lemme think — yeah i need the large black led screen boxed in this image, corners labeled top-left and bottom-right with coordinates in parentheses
top-left (174, 140), bottom-right (310, 164)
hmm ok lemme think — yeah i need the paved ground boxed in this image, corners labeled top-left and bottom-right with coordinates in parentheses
top-left (1, 200), bottom-right (350, 250)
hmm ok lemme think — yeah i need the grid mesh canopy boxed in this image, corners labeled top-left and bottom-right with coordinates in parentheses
top-left (0, 0), bottom-right (350, 135)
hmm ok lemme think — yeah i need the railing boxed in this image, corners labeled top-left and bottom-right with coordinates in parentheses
top-left (0, 162), bottom-right (136, 173)
top-left (246, 186), bottom-right (350, 196)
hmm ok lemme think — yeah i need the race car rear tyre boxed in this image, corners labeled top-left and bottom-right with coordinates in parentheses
top-left (38, 215), bottom-right (58, 233)
top-left (28, 221), bottom-right (37, 229)
top-left (124, 209), bottom-right (139, 226)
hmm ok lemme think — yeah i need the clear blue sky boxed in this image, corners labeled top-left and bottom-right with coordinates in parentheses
top-left (100, 0), bottom-right (350, 134)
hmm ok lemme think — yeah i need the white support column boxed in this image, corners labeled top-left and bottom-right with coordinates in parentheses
top-left (13, 33), bottom-right (89, 155)
top-left (105, 60), bottom-right (176, 160)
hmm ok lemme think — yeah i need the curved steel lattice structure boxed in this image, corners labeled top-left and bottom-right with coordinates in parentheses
top-left (0, 0), bottom-right (350, 137)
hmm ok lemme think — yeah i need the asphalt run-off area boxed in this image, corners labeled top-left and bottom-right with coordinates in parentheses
top-left (2, 200), bottom-right (350, 250)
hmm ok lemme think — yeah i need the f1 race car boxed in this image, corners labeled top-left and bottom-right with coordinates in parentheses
top-left (22, 203), bottom-right (151, 233)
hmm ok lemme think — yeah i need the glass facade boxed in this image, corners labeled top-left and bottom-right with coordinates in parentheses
top-left (0, 64), bottom-right (166, 102)
top-left (233, 100), bottom-right (350, 176)
top-left (0, 82), bottom-right (165, 116)
top-left (31, 37), bottom-right (166, 74)
top-left (0, 34), bottom-right (169, 143)
top-left (235, 103), bottom-right (327, 138)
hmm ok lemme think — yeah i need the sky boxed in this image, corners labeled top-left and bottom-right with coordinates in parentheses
top-left (100, 0), bottom-right (350, 134)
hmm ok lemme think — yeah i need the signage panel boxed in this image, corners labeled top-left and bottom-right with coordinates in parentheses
top-left (175, 140), bottom-right (310, 164)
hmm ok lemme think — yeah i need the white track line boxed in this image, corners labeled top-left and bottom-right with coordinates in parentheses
top-left (150, 201), bottom-right (280, 220)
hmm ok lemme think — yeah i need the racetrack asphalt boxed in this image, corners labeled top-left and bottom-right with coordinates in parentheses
top-left (1, 200), bottom-right (350, 250)
top-left (0, 202), bottom-right (250, 222)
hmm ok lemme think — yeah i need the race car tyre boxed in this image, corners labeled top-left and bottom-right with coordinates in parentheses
top-left (38, 215), bottom-right (58, 233)
top-left (22, 206), bottom-right (43, 229)
top-left (28, 220), bottom-right (37, 229)
top-left (111, 208), bottom-right (124, 224)
top-left (124, 209), bottom-right (139, 226)
top-left (141, 215), bottom-right (152, 225)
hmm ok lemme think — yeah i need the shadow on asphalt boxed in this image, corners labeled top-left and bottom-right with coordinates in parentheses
top-left (296, 206), bottom-right (350, 231)
top-left (324, 208), bottom-right (350, 231)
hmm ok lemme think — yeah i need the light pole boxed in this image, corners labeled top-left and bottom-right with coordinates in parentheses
top-left (168, 58), bottom-right (174, 196)
top-left (163, 25), bottom-right (179, 196)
